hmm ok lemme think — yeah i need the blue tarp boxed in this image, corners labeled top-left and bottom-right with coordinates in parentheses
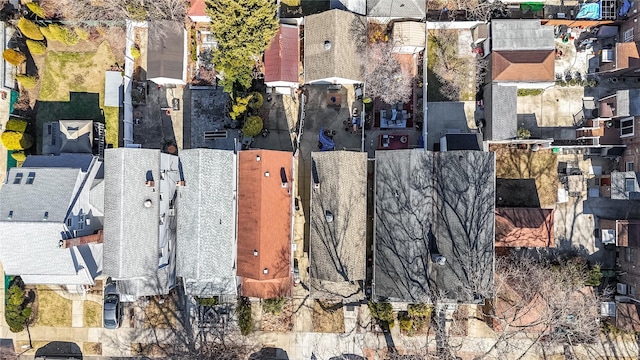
top-left (318, 127), bottom-right (335, 152)
top-left (620, 0), bottom-right (633, 16)
top-left (576, 2), bottom-right (600, 19)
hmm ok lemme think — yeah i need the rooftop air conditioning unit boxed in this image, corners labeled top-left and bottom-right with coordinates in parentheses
top-left (602, 49), bottom-right (614, 63)
top-left (556, 12), bottom-right (566, 19)
top-left (618, 283), bottom-right (628, 295)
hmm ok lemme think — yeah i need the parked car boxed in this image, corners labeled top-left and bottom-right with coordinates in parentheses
top-left (103, 282), bottom-right (122, 329)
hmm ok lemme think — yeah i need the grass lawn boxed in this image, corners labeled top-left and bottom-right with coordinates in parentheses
top-left (312, 300), bottom-right (345, 333)
top-left (83, 342), bottom-right (102, 355)
top-left (35, 286), bottom-right (72, 327)
top-left (426, 35), bottom-right (447, 102)
top-left (494, 147), bottom-right (559, 208)
top-left (35, 41), bottom-right (119, 151)
top-left (83, 300), bottom-right (102, 328)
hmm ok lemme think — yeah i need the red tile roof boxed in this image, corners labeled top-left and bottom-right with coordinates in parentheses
top-left (264, 25), bottom-right (299, 84)
top-left (237, 150), bottom-right (292, 298)
top-left (495, 208), bottom-right (554, 248)
top-left (492, 50), bottom-right (555, 82)
top-left (188, 0), bottom-right (207, 17)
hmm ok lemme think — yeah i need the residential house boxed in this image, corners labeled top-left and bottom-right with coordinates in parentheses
top-left (237, 150), bottom-right (293, 299)
top-left (392, 21), bottom-right (426, 55)
top-left (188, 0), bottom-right (211, 23)
top-left (42, 119), bottom-right (105, 157)
top-left (439, 133), bottom-right (482, 151)
top-left (264, 24), bottom-right (300, 92)
top-left (176, 149), bottom-right (238, 299)
top-left (309, 151), bottom-right (367, 301)
top-left (0, 154), bottom-right (104, 291)
top-left (374, 150), bottom-right (495, 303)
top-left (147, 21), bottom-right (187, 86)
top-left (367, 0), bottom-right (426, 21)
top-left (483, 20), bottom-right (555, 141)
top-left (600, 219), bottom-right (640, 298)
top-left (330, 0), bottom-right (365, 15)
top-left (103, 148), bottom-right (180, 301)
top-left (304, 9), bottom-right (364, 84)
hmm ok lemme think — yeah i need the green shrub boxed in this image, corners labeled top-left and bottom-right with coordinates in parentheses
top-left (15, 74), bottom-right (37, 89)
top-left (130, 46), bottom-right (140, 59)
top-left (26, 2), bottom-right (46, 18)
top-left (230, 95), bottom-right (251, 120)
top-left (195, 297), bottom-right (220, 306)
top-left (1, 131), bottom-right (34, 150)
top-left (368, 301), bottom-right (395, 326)
top-left (408, 303), bottom-right (432, 318)
top-left (586, 264), bottom-right (603, 286)
top-left (26, 39), bottom-right (46, 56)
top-left (247, 91), bottom-right (264, 110)
top-left (556, 80), bottom-right (568, 87)
top-left (4, 278), bottom-right (32, 333)
top-left (46, 24), bottom-right (78, 46)
top-left (40, 25), bottom-right (52, 40)
top-left (263, 298), bottom-right (286, 315)
top-left (18, 18), bottom-right (43, 41)
top-left (2, 49), bottom-right (26, 66)
top-left (517, 88), bottom-right (544, 97)
top-left (75, 27), bottom-right (90, 41)
top-left (242, 115), bottom-right (263, 137)
top-left (10, 151), bottom-right (26, 162)
top-left (517, 127), bottom-right (531, 140)
top-left (6, 119), bottom-right (27, 132)
top-left (398, 312), bottom-right (413, 333)
top-left (126, 1), bottom-right (148, 21)
top-left (568, 78), bottom-right (580, 86)
top-left (237, 297), bottom-right (253, 335)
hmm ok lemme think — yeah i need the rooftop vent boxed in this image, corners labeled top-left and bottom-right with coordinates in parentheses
top-left (256, 155), bottom-right (261, 162)
top-left (264, 171), bottom-right (270, 177)
top-left (263, 268), bottom-right (269, 274)
top-left (325, 210), bottom-right (334, 223)
top-left (254, 249), bottom-right (258, 257)
top-left (324, 40), bottom-right (331, 51)
top-left (43, 211), bottom-right (49, 221)
top-left (145, 180), bottom-right (154, 187)
top-left (280, 167), bottom-right (288, 188)
top-left (176, 180), bottom-right (185, 187)
top-left (144, 199), bottom-right (153, 208)
top-left (431, 254), bottom-right (447, 266)
top-left (7, 210), bottom-right (13, 220)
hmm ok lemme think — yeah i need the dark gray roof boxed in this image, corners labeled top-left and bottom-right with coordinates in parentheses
top-left (304, 9), bottom-right (364, 83)
top-left (615, 89), bottom-right (640, 117)
top-left (103, 148), bottom-right (178, 297)
top-left (484, 83), bottom-right (517, 141)
top-left (177, 149), bottom-right (237, 297)
top-left (23, 153), bottom-right (95, 172)
top-left (309, 151), bottom-right (367, 300)
top-left (147, 21), bottom-right (185, 82)
top-left (491, 20), bottom-right (555, 51)
top-left (443, 133), bottom-right (482, 151)
top-left (374, 150), bottom-right (495, 303)
top-left (0, 167), bottom-right (81, 222)
top-left (58, 120), bottom-right (93, 154)
top-left (367, 0), bottom-right (425, 17)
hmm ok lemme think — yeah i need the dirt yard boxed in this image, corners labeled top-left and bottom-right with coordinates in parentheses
top-left (142, 296), bottom-right (179, 329)
top-left (312, 300), bottom-right (345, 333)
top-left (260, 299), bottom-right (293, 332)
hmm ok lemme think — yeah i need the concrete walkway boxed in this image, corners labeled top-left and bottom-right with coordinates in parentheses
top-left (71, 301), bottom-right (83, 328)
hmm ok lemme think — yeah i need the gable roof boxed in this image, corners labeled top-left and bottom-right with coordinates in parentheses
top-left (367, 0), bottom-right (425, 17)
top-left (309, 151), bottom-right (367, 300)
top-left (103, 148), bottom-right (178, 297)
top-left (374, 150), bottom-right (496, 303)
top-left (264, 25), bottom-right (300, 85)
top-left (491, 50), bottom-right (555, 82)
top-left (495, 208), bottom-right (554, 248)
top-left (147, 21), bottom-right (185, 83)
top-left (0, 167), bottom-right (81, 223)
top-left (304, 9), bottom-right (364, 83)
top-left (188, 0), bottom-right (207, 17)
top-left (237, 150), bottom-right (292, 298)
top-left (490, 20), bottom-right (555, 51)
top-left (392, 21), bottom-right (426, 50)
top-left (177, 149), bottom-right (237, 297)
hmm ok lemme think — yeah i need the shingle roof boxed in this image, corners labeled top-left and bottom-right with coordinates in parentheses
top-left (237, 150), bottom-right (292, 298)
top-left (490, 20), bottom-right (555, 51)
top-left (392, 21), bottom-right (426, 49)
top-left (104, 148), bottom-right (177, 297)
top-left (495, 208), bottom-right (554, 248)
top-left (177, 149), bottom-right (237, 297)
top-left (188, 0), bottom-right (207, 17)
top-left (484, 83), bottom-right (517, 141)
top-left (147, 21), bottom-right (185, 83)
top-left (264, 25), bottom-right (300, 85)
top-left (374, 150), bottom-right (495, 303)
top-left (491, 50), bottom-right (555, 82)
top-left (367, 0), bottom-right (425, 17)
top-left (0, 168), bottom-right (80, 222)
top-left (58, 120), bottom-right (93, 153)
top-left (22, 153), bottom-right (95, 172)
top-left (309, 151), bottom-right (367, 300)
top-left (304, 9), bottom-right (364, 83)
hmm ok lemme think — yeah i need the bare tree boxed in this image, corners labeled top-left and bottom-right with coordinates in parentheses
top-left (362, 41), bottom-right (413, 105)
top-left (429, 28), bottom-right (474, 101)
top-left (41, 0), bottom-right (186, 22)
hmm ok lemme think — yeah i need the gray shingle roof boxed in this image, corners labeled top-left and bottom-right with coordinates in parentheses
top-left (491, 20), bottom-right (555, 51)
top-left (177, 149), bottom-right (237, 297)
top-left (22, 153), bottom-right (95, 172)
top-left (484, 83), bottom-right (517, 141)
top-left (374, 150), bottom-right (495, 303)
top-left (309, 151), bottom-right (367, 300)
top-left (367, 0), bottom-right (425, 17)
top-left (0, 168), bottom-right (81, 222)
top-left (103, 148), bottom-right (178, 297)
top-left (304, 9), bottom-right (364, 83)
top-left (147, 21), bottom-right (185, 83)
top-left (615, 89), bottom-right (640, 117)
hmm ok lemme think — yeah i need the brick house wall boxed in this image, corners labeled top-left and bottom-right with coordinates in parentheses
top-left (620, 2), bottom-right (640, 42)
top-left (619, 245), bottom-right (640, 299)
top-left (621, 116), bottom-right (640, 172)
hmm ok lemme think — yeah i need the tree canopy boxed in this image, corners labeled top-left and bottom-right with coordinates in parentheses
top-left (205, 0), bottom-right (278, 92)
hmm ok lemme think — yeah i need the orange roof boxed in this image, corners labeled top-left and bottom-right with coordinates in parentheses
top-left (188, 0), bottom-right (207, 17)
top-left (495, 208), bottom-right (554, 248)
top-left (492, 50), bottom-right (555, 82)
top-left (242, 276), bottom-right (292, 299)
top-left (237, 150), bottom-right (292, 298)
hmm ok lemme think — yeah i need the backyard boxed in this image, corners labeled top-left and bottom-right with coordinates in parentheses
top-left (427, 29), bottom-right (476, 102)
top-left (312, 300), bottom-right (345, 333)
top-left (143, 296), bottom-right (179, 329)
top-left (34, 286), bottom-right (72, 327)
